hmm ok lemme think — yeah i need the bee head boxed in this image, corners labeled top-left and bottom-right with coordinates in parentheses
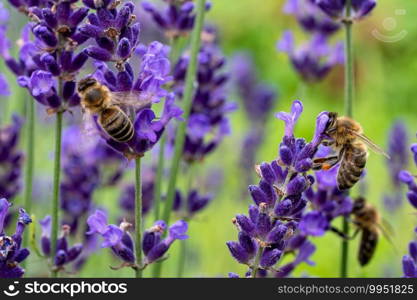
top-left (325, 112), bottom-right (338, 132)
top-left (78, 77), bottom-right (98, 94)
top-left (353, 197), bottom-right (366, 213)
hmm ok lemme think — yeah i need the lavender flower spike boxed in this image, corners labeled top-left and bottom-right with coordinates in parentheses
top-left (0, 198), bottom-right (31, 278)
top-left (314, 0), bottom-right (377, 20)
top-left (276, 100), bottom-right (303, 137)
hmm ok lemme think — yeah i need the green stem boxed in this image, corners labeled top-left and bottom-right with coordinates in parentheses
top-left (50, 111), bottom-right (63, 278)
top-left (22, 95), bottom-right (35, 256)
top-left (135, 157), bottom-right (143, 278)
top-left (153, 37), bottom-right (183, 222)
top-left (341, 0), bottom-right (353, 279)
top-left (344, 10), bottom-right (354, 117)
top-left (252, 247), bottom-right (264, 278)
top-left (153, 0), bottom-right (207, 278)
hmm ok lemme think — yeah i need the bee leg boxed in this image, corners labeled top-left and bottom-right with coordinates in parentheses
top-left (312, 155), bottom-right (339, 170)
top-left (322, 140), bottom-right (335, 147)
top-left (330, 226), bottom-right (360, 240)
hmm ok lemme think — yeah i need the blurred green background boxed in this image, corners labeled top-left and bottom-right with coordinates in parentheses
top-left (1, 0), bottom-right (417, 278)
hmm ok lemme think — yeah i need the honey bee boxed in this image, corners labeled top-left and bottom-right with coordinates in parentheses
top-left (313, 112), bottom-right (390, 190)
top-left (351, 197), bottom-right (382, 266)
top-left (330, 197), bottom-right (392, 266)
top-left (77, 77), bottom-right (151, 144)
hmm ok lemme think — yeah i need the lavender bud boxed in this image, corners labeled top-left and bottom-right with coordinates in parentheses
top-left (226, 241), bottom-right (249, 264)
top-left (409, 241), bottom-right (417, 262)
top-left (146, 243), bottom-right (169, 263)
top-left (260, 248), bottom-right (282, 268)
top-left (63, 82), bottom-right (75, 100)
top-left (71, 50), bottom-right (89, 72)
top-left (41, 236), bottom-right (50, 256)
top-left (40, 53), bottom-right (60, 76)
top-left (113, 245), bottom-right (135, 263)
top-left (403, 255), bottom-right (417, 278)
top-left (238, 232), bottom-right (256, 258)
top-left (235, 214), bottom-right (255, 236)
top-left (96, 37), bottom-right (115, 52)
top-left (117, 38), bottom-right (131, 59)
top-left (33, 25), bottom-right (58, 47)
top-left (287, 234), bottom-right (306, 250)
top-left (256, 207), bottom-right (272, 238)
top-left (260, 162), bottom-right (276, 184)
top-left (279, 145), bottom-right (293, 165)
top-left (142, 232), bottom-right (157, 256)
top-left (258, 180), bottom-right (277, 206)
top-left (267, 224), bottom-right (287, 244)
top-left (79, 24), bottom-right (101, 38)
top-left (54, 249), bottom-right (67, 266)
top-left (60, 51), bottom-right (73, 71)
top-left (248, 205), bottom-right (259, 224)
top-left (68, 8), bottom-right (89, 28)
top-left (67, 244), bottom-right (82, 262)
top-left (248, 185), bottom-right (268, 206)
top-left (286, 175), bottom-right (307, 196)
top-left (271, 160), bottom-right (286, 183)
top-left (274, 199), bottom-right (292, 216)
top-left (42, 8), bottom-right (58, 28)
top-left (295, 158), bottom-right (312, 172)
top-left (407, 192), bottom-right (417, 209)
top-left (85, 46), bottom-right (112, 61)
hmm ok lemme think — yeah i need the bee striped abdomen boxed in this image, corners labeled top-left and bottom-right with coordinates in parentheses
top-left (358, 229), bottom-right (378, 266)
top-left (337, 144), bottom-right (367, 190)
top-left (99, 107), bottom-right (134, 143)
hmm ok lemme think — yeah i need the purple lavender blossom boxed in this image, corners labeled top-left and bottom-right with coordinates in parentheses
top-left (403, 240), bottom-right (417, 278)
top-left (0, 198), bottom-right (31, 278)
top-left (0, 116), bottom-right (24, 201)
top-left (313, 0), bottom-right (377, 20)
top-left (173, 30), bottom-right (236, 162)
top-left (284, 0), bottom-right (341, 35)
top-left (233, 53), bottom-right (277, 126)
top-left (60, 126), bottom-right (100, 233)
top-left (384, 121), bottom-right (409, 211)
top-left (399, 132), bottom-right (417, 277)
top-left (4, 0), bottom-right (91, 113)
top-left (39, 216), bottom-right (83, 272)
top-left (173, 189), bottom-right (213, 218)
top-left (301, 149), bottom-right (353, 237)
top-left (142, 0), bottom-right (211, 39)
top-left (87, 210), bottom-right (188, 269)
top-left (0, 73), bottom-right (10, 97)
top-left (227, 100), bottom-right (328, 277)
top-left (91, 40), bottom-right (183, 158)
top-left (278, 31), bottom-right (344, 83)
top-left (119, 169), bottom-right (155, 223)
top-left (233, 53), bottom-right (278, 187)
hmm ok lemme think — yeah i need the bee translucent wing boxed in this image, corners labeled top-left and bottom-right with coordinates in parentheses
top-left (377, 220), bottom-right (398, 253)
top-left (349, 131), bottom-right (391, 159)
top-left (110, 91), bottom-right (153, 110)
top-left (82, 112), bottom-right (98, 137)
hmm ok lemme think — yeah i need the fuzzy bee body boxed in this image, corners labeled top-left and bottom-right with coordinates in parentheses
top-left (352, 197), bottom-right (381, 266)
top-left (337, 142), bottom-right (368, 190)
top-left (77, 77), bottom-right (135, 143)
top-left (99, 107), bottom-right (134, 143)
top-left (313, 112), bottom-right (388, 191)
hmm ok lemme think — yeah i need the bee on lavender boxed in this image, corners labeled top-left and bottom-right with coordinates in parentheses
top-left (313, 112), bottom-right (390, 190)
top-left (351, 197), bottom-right (383, 266)
top-left (77, 77), bottom-right (151, 143)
